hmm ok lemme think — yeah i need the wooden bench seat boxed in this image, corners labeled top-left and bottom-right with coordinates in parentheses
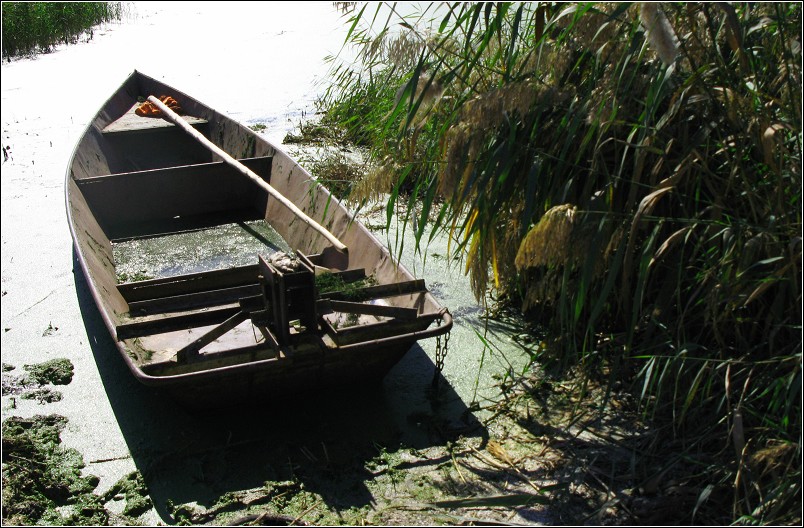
top-left (102, 102), bottom-right (208, 134)
top-left (75, 157), bottom-right (273, 239)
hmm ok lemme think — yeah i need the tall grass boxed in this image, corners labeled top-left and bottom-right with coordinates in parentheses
top-left (2, 2), bottom-right (124, 59)
top-left (322, 2), bottom-right (802, 523)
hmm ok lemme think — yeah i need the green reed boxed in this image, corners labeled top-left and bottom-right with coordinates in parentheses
top-left (2, 2), bottom-right (124, 59)
top-left (322, 3), bottom-right (802, 524)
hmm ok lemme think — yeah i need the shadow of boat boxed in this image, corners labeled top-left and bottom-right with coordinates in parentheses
top-left (73, 249), bottom-right (487, 522)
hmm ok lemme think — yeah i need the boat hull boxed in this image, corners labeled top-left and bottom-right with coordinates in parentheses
top-left (65, 71), bottom-right (450, 406)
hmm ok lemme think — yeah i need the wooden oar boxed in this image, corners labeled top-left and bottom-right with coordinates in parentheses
top-left (146, 95), bottom-right (348, 254)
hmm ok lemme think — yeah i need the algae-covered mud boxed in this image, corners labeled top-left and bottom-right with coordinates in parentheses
top-left (1, 359), bottom-right (151, 525)
top-left (1, 413), bottom-right (152, 525)
top-left (2, 358), bottom-right (74, 406)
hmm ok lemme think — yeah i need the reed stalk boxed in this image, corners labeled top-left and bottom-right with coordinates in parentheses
top-left (2, 2), bottom-right (124, 59)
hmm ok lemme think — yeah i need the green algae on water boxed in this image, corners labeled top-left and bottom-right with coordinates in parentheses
top-left (113, 219), bottom-right (293, 282)
top-left (102, 471), bottom-right (152, 517)
top-left (1, 415), bottom-right (152, 525)
top-left (1, 415), bottom-right (105, 525)
top-left (2, 359), bottom-right (74, 399)
top-left (315, 272), bottom-right (377, 299)
top-left (21, 388), bottom-right (64, 404)
top-left (23, 358), bottom-right (74, 386)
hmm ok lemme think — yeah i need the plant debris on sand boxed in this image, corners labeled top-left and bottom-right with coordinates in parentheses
top-left (147, 369), bottom-right (712, 526)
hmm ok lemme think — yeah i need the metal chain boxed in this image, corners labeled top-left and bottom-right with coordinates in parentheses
top-left (434, 328), bottom-right (450, 373)
top-left (431, 309), bottom-right (451, 390)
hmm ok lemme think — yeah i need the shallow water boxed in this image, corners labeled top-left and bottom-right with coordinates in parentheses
top-left (361, 208), bottom-right (533, 414)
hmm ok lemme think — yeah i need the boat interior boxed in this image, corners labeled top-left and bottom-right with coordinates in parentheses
top-left (69, 92), bottom-right (444, 375)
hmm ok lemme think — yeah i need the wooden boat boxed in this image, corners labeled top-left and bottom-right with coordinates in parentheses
top-left (66, 70), bottom-right (451, 407)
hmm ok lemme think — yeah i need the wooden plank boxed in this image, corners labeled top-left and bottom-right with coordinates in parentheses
top-left (119, 264), bottom-right (258, 302)
top-left (321, 299), bottom-right (419, 320)
top-left (176, 311), bottom-right (249, 362)
top-left (77, 157), bottom-right (272, 185)
top-left (76, 158), bottom-right (272, 240)
top-left (116, 306), bottom-right (240, 340)
top-left (128, 284), bottom-right (261, 315)
top-left (102, 102), bottom-right (208, 134)
top-left (238, 295), bottom-right (265, 313)
top-left (318, 279), bottom-right (427, 301)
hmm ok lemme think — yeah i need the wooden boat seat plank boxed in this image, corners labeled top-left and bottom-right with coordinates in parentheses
top-left (102, 102), bottom-right (208, 134)
top-left (119, 262), bottom-right (367, 305)
top-left (75, 157), bottom-right (272, 185)
top-left (118, 264), bottom-right (259, 302)
top-left (76, 157), bottom-right (273, 240)
top-left (318, 279), bottom-right (427, 301)
top-left (127, 284), bottom-right (261, 315)
top-left (320, 299), bottom-right (419, 320)
top-left (116, 305), bottom-right (240, 340)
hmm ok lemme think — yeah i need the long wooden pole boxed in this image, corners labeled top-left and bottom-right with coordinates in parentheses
top-left (147, 95), bottom-right (348, 253)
